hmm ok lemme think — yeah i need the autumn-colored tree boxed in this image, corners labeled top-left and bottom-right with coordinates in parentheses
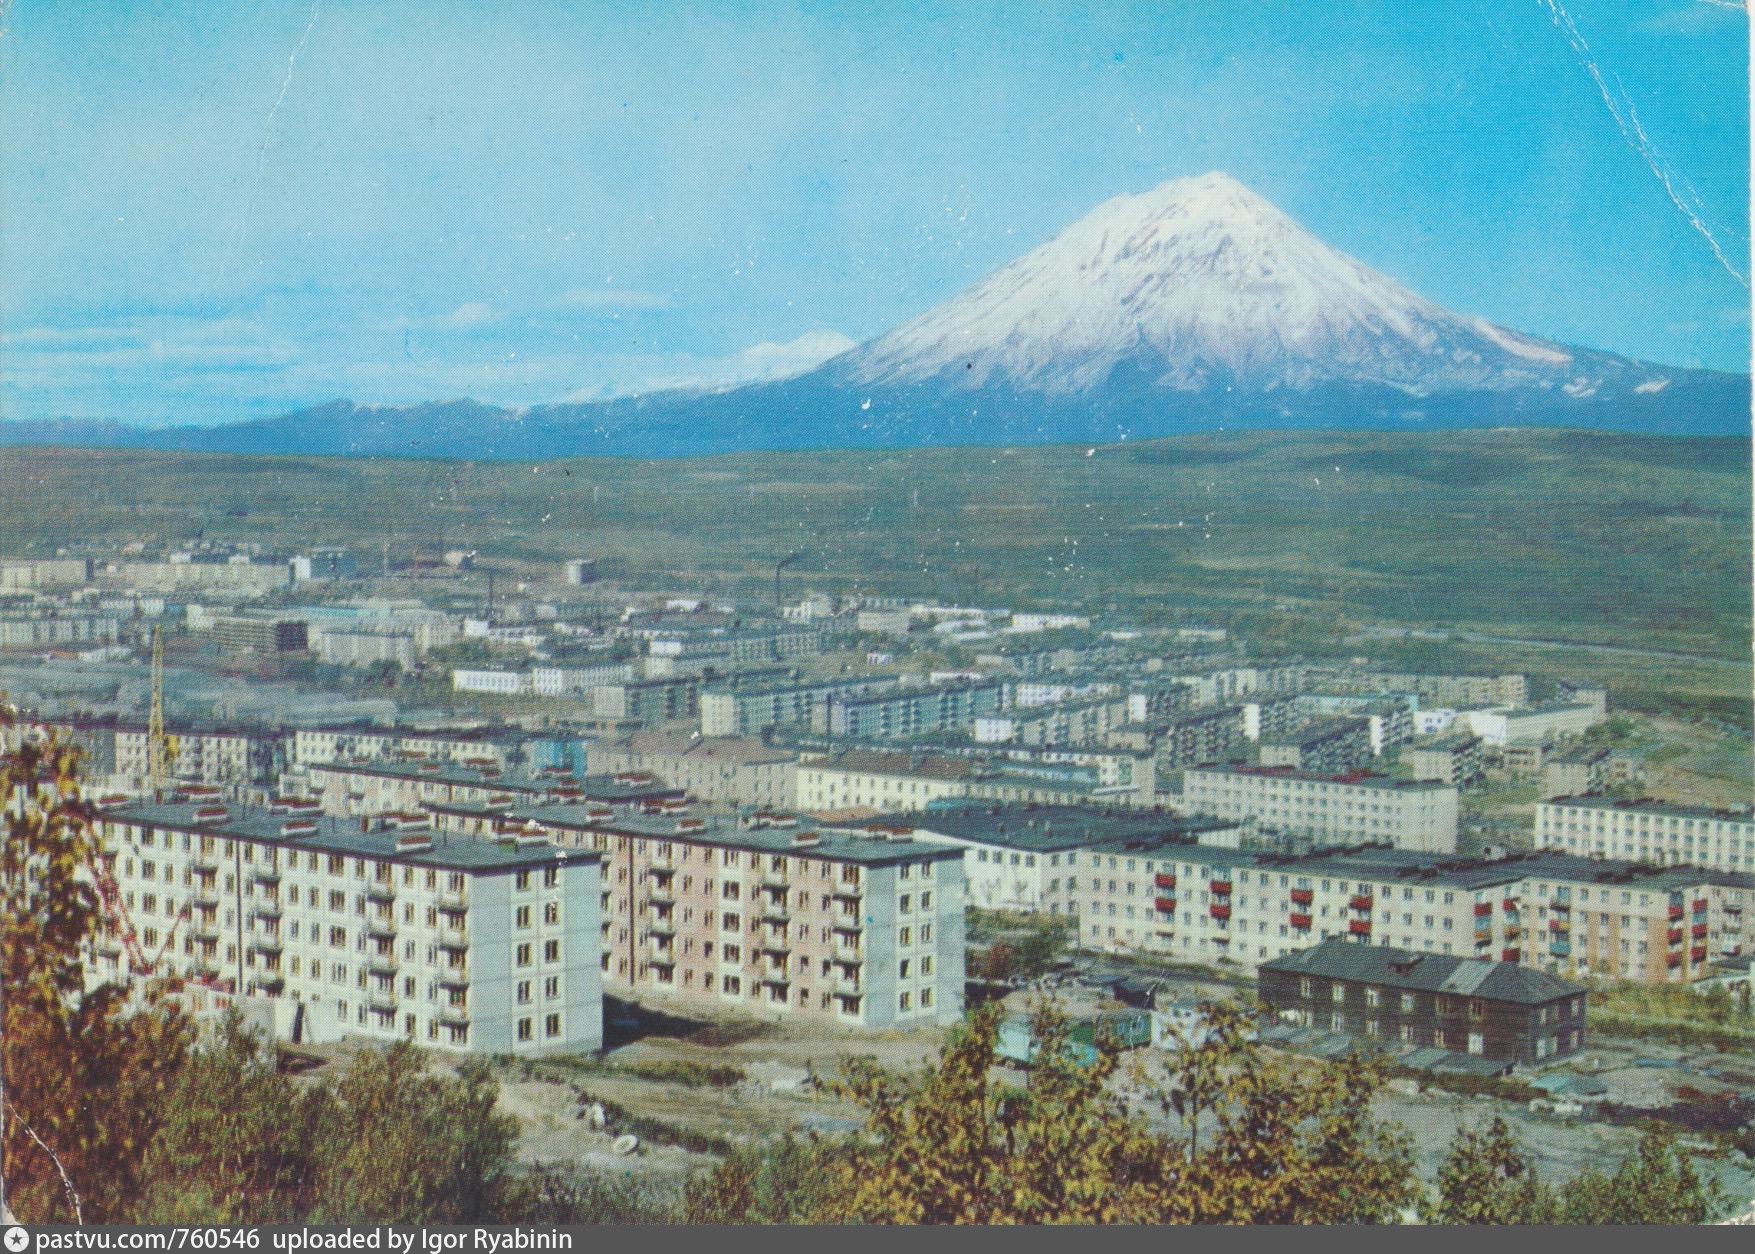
top-left (137, 1016), bottom-right (320, 1223)
top-left (1423, 1117), bottom-right (1556, 1224)
top-left (809, 998), bottom-right (1414, 1225)
top-left (680, 1137), bottom-right (841, 1224)
top-left (0, 730), bottom-right (189, 1223)
top-left (308, 1043), bottom-right (520, 1224)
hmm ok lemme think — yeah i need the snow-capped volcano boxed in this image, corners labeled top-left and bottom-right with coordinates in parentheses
top-left (839, 171), bottom-right (1614, 398)
top-left (10, 172), bottom-right (1741, 459)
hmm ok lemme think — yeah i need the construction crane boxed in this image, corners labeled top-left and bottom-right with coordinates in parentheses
top-left (147, 625), bottom-right (168, 790)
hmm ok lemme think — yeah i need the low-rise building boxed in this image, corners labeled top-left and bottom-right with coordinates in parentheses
top-left (1465, 702), bottom-right (1603, 748)
top-left (1259, 717), bottom-right (1373, 775)
top-left (92, 798), bottom-right (603, 1054)
top-left (590, 732), bottom-right (798, 809)
top-left (1258, 939), bottom-right (1587, 1065)
top-left (818, 679), bottom-right (1008, 740)
top-left (1540, 748), bottom-right (1613, 801)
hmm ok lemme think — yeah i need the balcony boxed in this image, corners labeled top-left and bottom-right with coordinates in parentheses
top-left (192, 884), bottom-right (221, 909)
top-left (1550, 941), bottom-right (1572, 958)
top-left (648, 951), bottom-right (677, 969)
top-left (648, 916), bottom-right (676, 937)
top-left (758, 937), bottom-right (791, 957)
top-left (832, 882), bottom-right (862, 901)
top-left (192, 851), bottom-right (221, 874)
top-left (647, 883), bottom-right (675, 906)
top-left (366, 919), bottom-right (397, 942)
top-left (1348, 919), bottom-right (1371, 937)
top-left (831, 918), bottom-right (861, 936)
top-left (1155, 873), bottom-right (1178, 891)
top-left (1691, 922), bottom-right (1709, 940)
top-left (440, 1003), bottom-right (470, 1026)
top-left (760, 973), bottom-right (791, 989)
top-left (1692, 898), bottom-right (1708, 915)
top-left (1349, 895), bottom-right (1374, 912)
top-left (1666, 952), bottom-right (1682, 968)
top-left (1210, 880), bottom-right (1232, 896)
top-left (1501, 948), bottom-right (1521, 963)
top-left (367, 990), bottom-right (398, 1015)
top-left (438, 889), bottom-right (468, 912)
top-left (1290, 912), bottom-right (1312, 931)
top-left (760, 904), bottom-right (791, 925)
top-left (1209, 904), bottom-right (1231, 922)
top-left (438, 969), bottom-right (469, 990)
top-left (191, 913), bottom-right (221, 941)
top-left (253, 866), bottom-right (281, 885)
top-left (366, 882), bottom-right (396, 904)
top-left (1667, 904), bottom-right (1684, 922)
top-left (834, 976), bottom-right (861, 996)
top-left (760, 870), bottom-right (790, 890)
top-left (1473, 902), bottom-right (1492, 918)
top-left (1690, 945), bottom-right (1708, 963)
top-left (368, 953), bottom-right (399, 978)
top-left (254, 972), bottom-right (285, 994)
top-left (1549, 919), bottom-right (1570, 935)
top-left (1667, 928), bottom-right (1684, 946)
top-left (250, 934), bottom-right (283, 955)
top-left (95, 932), bottom-right (122, 956)
top-left (1154, 896), bottom-right (1176, 914)
top-left (834, 944), bottom-right (861, 964)
top-left (1289, 888), bottom-right (1313, 906)
top-left (437, 927), bottom-right (468, 951)
top-left (253, 899), bottom-right (282, 922)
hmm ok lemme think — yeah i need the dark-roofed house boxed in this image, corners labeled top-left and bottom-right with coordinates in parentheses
top-left (1258, 938), bottom-right (1586, 1066)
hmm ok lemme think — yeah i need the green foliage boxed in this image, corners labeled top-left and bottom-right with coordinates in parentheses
top-left (137, 1018), bottom-right (319, 1223)
top-left (309, 1044), bottom-right (520, 1224)
top-left (1424, 1118), bottom-right (1556, 1224)
top-left (502, 1164), bottom-right (677, 1225)
top-left (681, 1138), bottom-right (842, 1224)
top-left (1429, 1120), bottom-right (1726, 1225)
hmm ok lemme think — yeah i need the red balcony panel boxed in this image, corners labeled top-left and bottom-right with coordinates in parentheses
top-left (1668, 905), bottom-right (1684, 921)
top-left (1691, 945), bottom-right (1708, 963)
top-left (1154, 873), bottom-right (1177, 890)
top-left (1502, 898), bottom-right (1519, 912)
top-left (1209, 904), bottom-right (1231, 921)
top-left (1692, 898), bottom-right (1708, 915)
top-left (1666, 952), bottom-right (1683, 967)
top-left (1668, 928), bottom-right (1684, 946)
top-left (1154, 896), bottom-right (1176, 914)
top-left (1349, 895), bottom-right (1374, 911)
top-left (1501, 948), bottom-right (1521, 963)
top-left (1691, 923), bottom-right (1708, 939)
top-left (1290, 912), bottom-right (1312, 930)
top-left (1473, 902), bottom-right (1493, 918)
top-left (1290, 888), bottom-right (1314, 906)
top-left (1210, 880), bottom-right (1232, 896)
top-left (1348, 919), bottom-right (1372, 936)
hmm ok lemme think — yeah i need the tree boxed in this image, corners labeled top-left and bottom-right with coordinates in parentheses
top-left (137, 1016), bottom-right (319, 1223)
top-left (1, 731), bottom-right (189, 1223)
top-left (308, 1043), bottom-right (520, 1224)
top-left (1554, 1127), bottom-right (1724, 1225)
top-left (1424, 1118), bottom-right (1556, 1224)
top-left (680, 1138), bottom-right (839, 1224)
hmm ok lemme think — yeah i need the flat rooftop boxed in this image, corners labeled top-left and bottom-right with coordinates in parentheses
top-left (1541, 794), bottom-right (1753, 823)
top-left (853, 804), bottom-right (1236, 853)
top-left (100, 800), bottom-right (592, 875)
top-left (1185, 764), bottom-right (1451, 792)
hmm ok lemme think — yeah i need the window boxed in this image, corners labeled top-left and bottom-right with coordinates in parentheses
top-left (1331, 983), bottom-right (1345, 1003)
top-left (516, 871), bottom-right (531, 891)
top-left (544, 940), bottom-right (560, 963)
top-left (517, 980), bottom-right (532, 1005)
top-left (517, 1017), bottom-right (533, 1042)
top-left (515, 943), bottom-right (532, 968)
top-left (544, 902), bottom-right (560, 925)
top-left (515, 905), bottom-right (531, 929)
top-left (545, 1013), bottom-right (561, 1038)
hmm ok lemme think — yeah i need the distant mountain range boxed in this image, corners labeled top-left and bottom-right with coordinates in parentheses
top-left (6, 173), bottom-right (1747, 458)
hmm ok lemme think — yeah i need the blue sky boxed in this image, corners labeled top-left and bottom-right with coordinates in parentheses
top-left (2, 0), bottom-right (1749, 426)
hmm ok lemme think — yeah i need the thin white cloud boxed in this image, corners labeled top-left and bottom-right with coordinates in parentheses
top-left (557, 287), bottom-right (669, 311)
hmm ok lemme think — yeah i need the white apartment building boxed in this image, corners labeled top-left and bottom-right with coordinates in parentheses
top-left (1536, 797), bottom-right (1754, 874)
top-left (91, 799), bottom-right (603, 1054)
top-left (1179, 765), bottom-right (1458, 853)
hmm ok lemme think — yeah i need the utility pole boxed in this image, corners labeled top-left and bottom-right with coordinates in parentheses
top-left (148, 625), bottom-right (168, 791)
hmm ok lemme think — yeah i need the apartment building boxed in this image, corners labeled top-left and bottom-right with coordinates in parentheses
top-left (466, 805), bottom-right (964, 1028)
top-left (0, 556), bottom-right (95, 590)
top-left (797, 748), bottom-right (1147, 815)
top-left (974, 694), bottom-right (1131, 748)
top-left (114, 722), bottom-right (283, 789)
top-left (589, 732), bottom-right (798, 809)
top-left (1180, 765), bottom-right (1459, 853)
top-left (1540, 748), bottom-right (1613, 801)
top-left (1259, 717), bottom-right (1373, 775)
top-left (1535, 796), bottom-right (1754, 874)
top-left (699, 675), bottom-right (898, 737)
top-left (589, 675), bottom-right (700, 726)
top-left (213, 615), bottom-right (308, 656)
top-left (302, 759), bottom-right (649, 818)
top-left (817, 679), bottom-right (1008, 740)
top-left (91, 799), bottom-right (603, 1054)
top-left (848, 805), bottom-right (1241, 912)
top-left (1403, 734), bottom-right (1485, 789)
top-left (0, 613), bottom-right (121, 649)
top-left (1106, 705), bottom-right (1247, 772)
top-left (314, 628), bottom-right (417, 671)
top-left (1294, 695), bottom-right (1416, 755)
top-left (1259, 940), bottom-right (1586, 1065)
top-left (1048, 841), bottom-right (1753, 984)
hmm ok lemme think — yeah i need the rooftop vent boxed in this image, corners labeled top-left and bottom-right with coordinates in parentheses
top-left (281, 818), bottom-right (318, 837)
top-left (395, 833), bottom-right (433, 853)
top-left (191, 805), bottom-right (229, 824)
top-left (676, 817), bottom-right (707, 834)
top-left (791, 830), bottom-right (821, 847)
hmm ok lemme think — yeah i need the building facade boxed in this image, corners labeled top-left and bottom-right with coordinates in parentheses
top-left (1179, 765), bottom-right (1459, 853)
top-left (1535, 797), bottom-right (1754, 874)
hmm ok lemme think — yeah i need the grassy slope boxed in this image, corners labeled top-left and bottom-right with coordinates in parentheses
top-left (2, 429), bottom-right (1747, 660)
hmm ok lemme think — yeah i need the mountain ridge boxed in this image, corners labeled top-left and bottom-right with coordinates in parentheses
top-left (5, 173), bottom-right (1747, 458)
